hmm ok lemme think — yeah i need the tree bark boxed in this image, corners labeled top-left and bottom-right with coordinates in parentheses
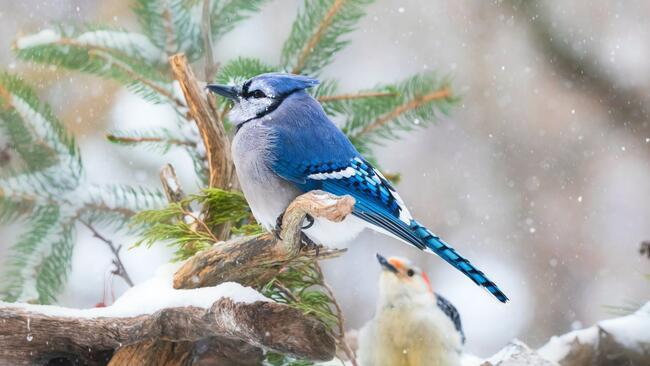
top-left (0, 298), bottom-right (334, 365)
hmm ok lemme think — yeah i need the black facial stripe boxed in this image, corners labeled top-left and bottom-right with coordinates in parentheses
top-left (242, 80), bottom-right (252, 95)
top-left (234, 96), bottom-right (285, 135)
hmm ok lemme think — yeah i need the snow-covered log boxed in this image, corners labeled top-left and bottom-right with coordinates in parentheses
top-left (476, 302), bottom-right (650, 366)
top-left (537, 302), bottom-right (650, 366)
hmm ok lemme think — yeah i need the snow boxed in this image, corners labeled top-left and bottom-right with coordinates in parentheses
top-left (538, 301), bottom-right (650, 362)
top-left (0, 263), bottom-right (269, 318)
top-left (15, 29), bottom-right (61, 49)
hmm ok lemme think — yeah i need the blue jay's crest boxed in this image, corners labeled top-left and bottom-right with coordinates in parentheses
top-left (207, 73), bottom-right (319, 126)
top-left (247, 73), bottom-right (319, 98)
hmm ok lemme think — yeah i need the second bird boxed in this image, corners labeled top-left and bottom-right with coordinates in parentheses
top-left (208, 73), bottom-right (508, 303)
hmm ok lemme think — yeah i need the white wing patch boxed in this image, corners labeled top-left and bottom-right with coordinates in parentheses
top-left (371, 166), bottom-right (413, 224)
top-left (308, 166), bottom-right (356, 180)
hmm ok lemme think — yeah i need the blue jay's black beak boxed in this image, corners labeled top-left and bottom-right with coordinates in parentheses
top-left (207, 84), bottom-right (239, 100)
top-left (376, 253), bottom-right (398, 273)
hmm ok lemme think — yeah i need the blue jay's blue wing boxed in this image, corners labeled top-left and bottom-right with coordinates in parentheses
top-left (436, 294), bottom-right (465, 344)
top-left (270, 124), bottom-right (508, 303)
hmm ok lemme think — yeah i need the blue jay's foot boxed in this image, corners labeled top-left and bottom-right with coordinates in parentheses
top-left (274, 212), bottom-right (315, 240)
top-left (274, 212), bottom-right (284, 240)
top-left (300, 233), bottom-right (322, 256)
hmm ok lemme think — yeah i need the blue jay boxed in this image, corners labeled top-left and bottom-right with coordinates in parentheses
top-left (207, 73), bottom-right (508, 303)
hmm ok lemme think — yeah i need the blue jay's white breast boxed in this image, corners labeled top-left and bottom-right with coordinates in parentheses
top-left (232, 119), bottom-right (367, 246)
top-left (232, 120), bottom-right (301, 231)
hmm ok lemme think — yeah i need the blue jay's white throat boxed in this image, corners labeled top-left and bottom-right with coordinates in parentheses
top-left (207, 72), bottom-right (509, 303)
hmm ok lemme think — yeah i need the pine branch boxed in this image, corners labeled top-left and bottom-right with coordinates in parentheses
top-left (80, 219), bottom-right (134, 287)
top-left (283, 0), bottom-right (375, 75)
top-left (86, 49), bottom-right (183, 107)
top-left (292, 0), bottom-right (346, 74)
top-left (339, 74), bottom-right (458, 152)
top-left (355, 86), bottom-right (450, 138)
top-left (318, 91), bottom-right (396, 102)
top-left (0, 205), bottom-right (60, 302)
top-left (106, 133), bottom-right (196, 149)
top-left (314, 263), bottom-right (357, 366)
top-left (134, 0), bottom-right (203, 60)
top-left (14, 28), bottom-right (174, 103)
top-left (201, 0), bottom-right (218, 81)
top-left (210, 0), bottom-right (267, 42)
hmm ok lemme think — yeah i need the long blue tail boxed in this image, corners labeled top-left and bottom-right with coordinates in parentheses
top-left (410, 220), bottom-right (509, 303)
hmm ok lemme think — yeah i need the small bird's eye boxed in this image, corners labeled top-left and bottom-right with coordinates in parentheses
top-left (407, 269), bottom-right (415, 277)
top-left (251, 90), bottom-right (267, 99)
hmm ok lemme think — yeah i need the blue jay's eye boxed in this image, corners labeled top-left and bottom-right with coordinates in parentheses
top-left (407, 269), bottom-right (415, 277)
top-left (251, 90), bottom-right (267, 99)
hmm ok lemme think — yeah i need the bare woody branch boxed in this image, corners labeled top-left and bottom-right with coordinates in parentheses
top-left (169, 53), bottom-right (236, 191)
top-left (169, 53), bottom-right (237, 240)
top-left (79, 219), bottom-right (134, 287)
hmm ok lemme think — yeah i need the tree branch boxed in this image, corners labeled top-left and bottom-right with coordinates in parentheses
top-left (292, 0), bottom-right (346, 74)
top-left (86, 49), bottom-right (185, 109)
top-left (173, 190), bottom-right (354, 289)
top-left (315, 263), bottom-right (358, 366)
top-left (79, 219), bottom-right (134, 287)
top-left (168, 53), bottom-right (236, 192)
top-left (0, 298), bottom-right (334, 365)
top-left (354, 87), bottom-right (451, 138)
top-left (201, 0), bottom-right (219, 81)
top-left (106, 134), bottom-right (196, 148)
top-left (318, 91), bottom-right (397, 102)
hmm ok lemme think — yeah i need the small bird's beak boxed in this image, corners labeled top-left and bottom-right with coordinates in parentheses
top-left (206, 84), bottom-right (239, 100)
top-left (376, 253), bottom-right (398, 273)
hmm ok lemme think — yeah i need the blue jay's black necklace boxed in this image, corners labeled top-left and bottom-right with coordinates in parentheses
top-left (233, 95), bottom-right (288, 135)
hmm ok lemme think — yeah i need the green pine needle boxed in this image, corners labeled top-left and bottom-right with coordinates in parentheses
top-left (132, 188), bottom-right (259, 261)
top-left (282, 0), bottom-right (375, 75)
top-left (338, 73), bottom-right (458, 152)
top-left (14, 26), bottom-right (173, 103)
top-left (211, 0), bottom-right (268, 42)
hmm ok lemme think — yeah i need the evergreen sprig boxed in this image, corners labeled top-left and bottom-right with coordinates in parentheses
top-left (0, 73), bottom-right (165, 303)
top-left (282, 0), bottom-right (375, 75)
top-left (132, 188), bottom-right (260, 261)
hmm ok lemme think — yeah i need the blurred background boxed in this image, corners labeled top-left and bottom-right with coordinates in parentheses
top-left (1, 0), bottom-right (649, 357)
